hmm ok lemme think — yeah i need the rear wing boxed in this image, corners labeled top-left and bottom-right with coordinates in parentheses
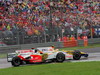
top-left (7, 53), bottom-right (17, 62)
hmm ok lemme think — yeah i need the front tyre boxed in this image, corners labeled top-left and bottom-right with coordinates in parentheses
top-left (56, 52), bottom-right (65, 63)
top-left (73, 50), bottom-right (81, 60)
top-left (11, 56), bottom-right (21, 67)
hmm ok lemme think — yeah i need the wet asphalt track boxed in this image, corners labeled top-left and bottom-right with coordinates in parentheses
top-left (0, 47), bottom-right (100, 69)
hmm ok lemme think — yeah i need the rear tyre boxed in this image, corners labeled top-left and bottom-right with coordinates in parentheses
top-left (11, 56), bottom-right (21, 67)
top-left (73, 50), bottom-right (81, 60)
top-left (56, 52), bottom-right (65, 63)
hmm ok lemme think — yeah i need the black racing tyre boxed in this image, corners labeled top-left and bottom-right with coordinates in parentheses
top-left (11, 56), bottom-right (22, 67)
top-left (73, 50), bottom-right (81, 60)
top-left (56, 52), bottom-right (65, 63)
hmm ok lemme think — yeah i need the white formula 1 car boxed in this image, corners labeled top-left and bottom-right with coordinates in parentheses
top-left (7, 47), bottom-right (88, 67)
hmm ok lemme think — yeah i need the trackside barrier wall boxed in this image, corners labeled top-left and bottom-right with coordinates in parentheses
top-left (20, 42), bottom-right (63, 49)
top-left (77, 38), bottom-right (100, 46)
top-left (0, 38), bottom-right (100, 54)
top-left (0, 45), bottom-right (21, 53)
top-left (63, 40), bottom-right (78, 47)
top-left (88, 38), bottom-right (100, 44)
top-left (0, 42), bottom-right (63, 54)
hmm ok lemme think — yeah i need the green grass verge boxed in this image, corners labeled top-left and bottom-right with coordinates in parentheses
top-left (0, 61), bottom-right (100, 75)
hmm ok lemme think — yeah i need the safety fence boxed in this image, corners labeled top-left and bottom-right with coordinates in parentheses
top-left (0, 38), bottom-right (100, 54)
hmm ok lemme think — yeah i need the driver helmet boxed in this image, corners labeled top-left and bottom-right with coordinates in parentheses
top-left (51, 45), bottom-right (55, 49)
